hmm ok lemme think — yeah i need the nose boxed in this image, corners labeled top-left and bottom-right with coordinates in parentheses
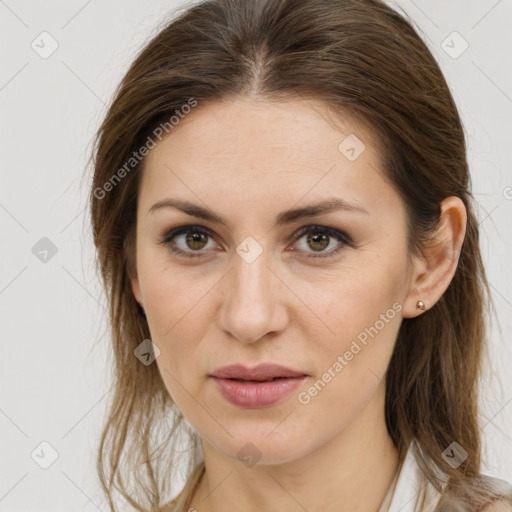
top-left (217, 249), bottom-right (289, 344)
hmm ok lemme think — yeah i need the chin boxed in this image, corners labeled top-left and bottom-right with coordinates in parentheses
top-left (200, 421), bottom-right (320, 467)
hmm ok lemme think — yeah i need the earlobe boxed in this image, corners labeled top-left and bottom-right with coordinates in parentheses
top-left (402, 196), bottom-right (467, 319)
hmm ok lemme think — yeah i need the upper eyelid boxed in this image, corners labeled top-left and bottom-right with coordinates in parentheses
top-left (161, 223), bottom-right (351, 248)
top-left (162, 223), bottom-right (346, 238)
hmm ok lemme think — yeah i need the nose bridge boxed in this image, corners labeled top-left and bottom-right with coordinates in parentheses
top-left (218, 240), bottom-right (286, 343)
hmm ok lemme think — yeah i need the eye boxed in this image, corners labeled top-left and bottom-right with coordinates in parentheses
top-left (290, 225), bottom-right (352, 259)
top-left (159, 226), bottom-right (217, 258)
top-left (158, 225), bottom-right (352, 259)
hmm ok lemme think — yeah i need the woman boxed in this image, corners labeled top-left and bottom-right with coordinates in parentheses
top-left (88, 0), bottom-right (512, 510)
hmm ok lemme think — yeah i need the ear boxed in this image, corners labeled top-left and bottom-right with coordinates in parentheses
top-left (128, 263), bottom-right (142, 305)
top-left (402, 196), bottom-right (467, 319)
top-left (124, 229), bottom-right (143, 305)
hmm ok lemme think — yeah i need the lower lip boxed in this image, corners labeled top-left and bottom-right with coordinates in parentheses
top-left (211, 376), bottom-right (307, 408)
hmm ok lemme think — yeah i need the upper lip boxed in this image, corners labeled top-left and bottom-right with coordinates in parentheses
top-left (210, 363), bottom-right (307, 381)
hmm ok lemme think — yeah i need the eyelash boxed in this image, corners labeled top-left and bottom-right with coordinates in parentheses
top-left (158, 224), bottom-right (353, 260)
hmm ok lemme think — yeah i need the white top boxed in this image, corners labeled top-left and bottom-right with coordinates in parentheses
top-left (377, 443), bottom-right (436, 512)
top-left (377, 444), bottom-right (512, 512)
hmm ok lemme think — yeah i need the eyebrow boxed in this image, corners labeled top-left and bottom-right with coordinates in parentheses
top-left (148, 197), bottom-right (369, 227)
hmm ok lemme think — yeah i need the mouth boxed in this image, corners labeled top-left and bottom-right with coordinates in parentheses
top-left (226, 377), bottom-right (291, 382)
top-left (210, 363), bottom-right (308, 381)
top-left (209, 364), bottom-right (308, 408)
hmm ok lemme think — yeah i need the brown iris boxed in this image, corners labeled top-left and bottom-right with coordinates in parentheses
top-left (307, 232), bottom-right (329, 252)
top-left (186, 231), bottom-right (208, 250)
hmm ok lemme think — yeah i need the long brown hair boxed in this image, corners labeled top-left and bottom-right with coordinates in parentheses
top-left (88, 0), bottom-right (511, 510)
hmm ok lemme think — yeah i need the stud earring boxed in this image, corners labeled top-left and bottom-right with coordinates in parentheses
top-left (416, 300), bottom-right (426, 311)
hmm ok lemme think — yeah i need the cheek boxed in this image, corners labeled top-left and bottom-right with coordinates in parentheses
top-left (304, 260), bottom-right (403, 338)
top-left (300, 255), bottom-right (405, 381)
top-left (141, 254), bottom-right (218, 339)
top-left (143, 272), bottom-right (225, 378)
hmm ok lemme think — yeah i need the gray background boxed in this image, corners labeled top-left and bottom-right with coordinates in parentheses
top-left (1, 0), bottom-right (511, 510)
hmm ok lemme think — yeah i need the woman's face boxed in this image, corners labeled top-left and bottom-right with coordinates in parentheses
top-left (130, 97), bottom-right (419, 465)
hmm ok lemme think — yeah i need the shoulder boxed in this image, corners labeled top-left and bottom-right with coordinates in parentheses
top-left (480, 500), bottom-right (512, 512)
top-left (480, 498), bottom-right (512, 512)
top-left (479, 475), bottom-right (512, 512)
top-left (158, 496), bottom-right (179, 512)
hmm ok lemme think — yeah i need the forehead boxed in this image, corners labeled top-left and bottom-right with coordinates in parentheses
top-left (139, 97), bottom-right (395, 218)
top-left (144, 96), bottom-right (379, 166)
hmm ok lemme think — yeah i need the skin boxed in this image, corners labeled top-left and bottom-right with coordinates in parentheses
top-left (129, 97), bottom-right (467, 512)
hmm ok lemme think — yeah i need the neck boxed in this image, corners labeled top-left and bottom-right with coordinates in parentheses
top-left (190, 382), bottom-right (400, 512)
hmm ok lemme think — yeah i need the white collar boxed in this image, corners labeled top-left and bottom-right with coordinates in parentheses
top-left (377, 443), bottom-right (441, 512)
top-left (377, 444), bottom-right (512, 512)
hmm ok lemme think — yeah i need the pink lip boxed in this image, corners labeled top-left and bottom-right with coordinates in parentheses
top-left (209, 363), bottom-right (308, 408)
top-left (210, 363), bottom-right (307, 380)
